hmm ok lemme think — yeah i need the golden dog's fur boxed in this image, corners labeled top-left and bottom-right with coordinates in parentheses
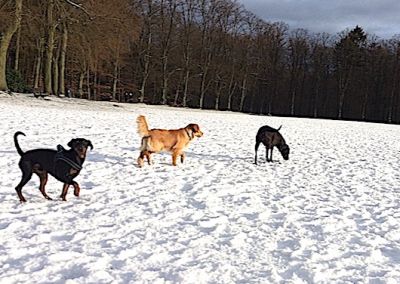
top-left (136, 115), bottom-right (203, 167)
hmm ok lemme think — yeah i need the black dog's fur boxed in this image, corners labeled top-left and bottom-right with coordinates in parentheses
top-left (14, 132), bottom-right (93, 202)
top-left (255, 125), bottom-right (290, 164)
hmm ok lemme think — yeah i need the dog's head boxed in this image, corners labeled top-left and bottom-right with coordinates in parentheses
top-left (278, 144), bottom-right (290, 160)
top-left (67, 138), bottom-right (93, 159)
top-left (185, 124), bottom-right (203, 139)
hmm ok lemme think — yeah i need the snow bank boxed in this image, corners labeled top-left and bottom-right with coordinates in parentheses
top-left (0, 93), bottom-right (399, 283)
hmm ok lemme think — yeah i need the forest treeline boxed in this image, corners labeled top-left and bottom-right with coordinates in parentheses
top-left (1, 0), bottom-right (400, 123)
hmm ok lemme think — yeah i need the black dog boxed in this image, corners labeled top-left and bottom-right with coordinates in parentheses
top-left (14, 132), bottom-right (93, 202)
top-left (255, 125), bottom-right (290, 164)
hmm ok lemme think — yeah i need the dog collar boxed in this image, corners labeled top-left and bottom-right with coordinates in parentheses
top-left (56, 156), bottom-right (82, 171)
top-left (55, 145), bottom-right (83, 171)
top-left (185, 128), bottom-right (193, 140)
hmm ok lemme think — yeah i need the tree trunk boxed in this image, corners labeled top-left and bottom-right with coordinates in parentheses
top-left (361, 87), bottom-right (369, 121)
top-left (78, 71), bottom-right (84, 98)
top-left (174, 71), bottom-right (183, 106)
top-left (338, 90), bottom-right (345, 119)
top-left (0, 0), bottom-right (22, 91)
top-left (14, 26), bottom-right (21, 71)
top-left (161, 53), bottom-right (168, 105)
top-left (213, 78), bottom-right (224, 111)
top-left (160, 1), bottom-right (176, 105)
top-left (86, 67), bottom-right (91, 100)
top-left (138, 22), bottom-right (153, 104)
top-left (387, 54), bottom-right (399, 123)
top-left (312, 74), bottom-right (321, 118)
top-left (227, 91), bottom-right (234, 110)
top-left (44, 0), bottom-right (56, 95)
top-left (290, 90), bottom-right (296, 116)
top-left (337, 63), bottom-right (352, 119)
top-left (388, 88), bottom-right (396, 123)
top-left (239, 75), bottom-right (247, 112)
top-left (182, 69), bottom-right (190, 107)
top-left (313, 87), bottom-right (319, 118)
top-left (139, 56), bottom-right (150, 103)
top-left (93, 62), bottom-right (98, 101)
top-left (52, 44), bottom-right (60, 96)
top-left (59, 22), bottom-right (68, 96)
top-left (199, 52), bottom-right (212, 109)
top-left (34, 40), bottom-right (43, 90)
top-left (199, 73), bottom-right (206, 108)
top-left (227, 70), bottom-right (236, 110)
top-left (112, 63), bottom-right (118, 101)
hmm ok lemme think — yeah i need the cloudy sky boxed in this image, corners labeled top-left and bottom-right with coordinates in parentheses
top-left (238, 0), bottom-right (400, 38)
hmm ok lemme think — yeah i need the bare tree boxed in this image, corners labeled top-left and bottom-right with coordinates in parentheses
top-left (177, 0), bottom-right (196, 107)
top-left (287, 29), bottom-right (309, 116)
top-left (387, 38), bottom-right (400, 123)
top-left (334, 26), bottom-right (367, 119)
top-left (0, 0), bottom-right (22, 90)
top-left (309, 33), bottom-right (331, 117)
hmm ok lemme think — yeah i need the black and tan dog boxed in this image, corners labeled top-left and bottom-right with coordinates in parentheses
top-left (14, 132), bottom-right (93, 202)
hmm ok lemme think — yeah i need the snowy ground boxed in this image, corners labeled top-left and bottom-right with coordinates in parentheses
top-left (0, 93), bottom-right (400, 283)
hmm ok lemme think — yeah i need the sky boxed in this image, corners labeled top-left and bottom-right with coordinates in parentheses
top-left (238, 0), bottom-right (400, 39)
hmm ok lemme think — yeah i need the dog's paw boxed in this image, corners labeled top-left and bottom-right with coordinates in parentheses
top-left (137, 158), bottom-right (144, 168)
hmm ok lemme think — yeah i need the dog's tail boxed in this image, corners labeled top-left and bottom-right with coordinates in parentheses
top-left (277, 125), bottom-right (282, 131)
top-left (136, 115), bottom-right (150, 137)
top-left (14, 131), bottom-right (26, 156)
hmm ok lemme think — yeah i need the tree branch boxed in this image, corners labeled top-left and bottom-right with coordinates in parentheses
top-left (64, 0), bottom-right (91, 18)
top-left (0, 0), bottom-right (9, 12)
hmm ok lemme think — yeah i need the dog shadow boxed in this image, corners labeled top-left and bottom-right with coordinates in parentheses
top-left (88, 152), bottom-right (129, 165)
top-left (185, 151), bottom-right (284, 165)
top-left (121, 146), bottom-right (139, 152)
top-left (184, 151), bottom-right (255, 164)
top-left (256, 160), bottom-right (282, 165)
top-left (0, 150), bottom-right (16, 154)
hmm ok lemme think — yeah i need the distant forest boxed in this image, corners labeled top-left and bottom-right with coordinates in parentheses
top-left (1, 0), bottom-right (400, 123)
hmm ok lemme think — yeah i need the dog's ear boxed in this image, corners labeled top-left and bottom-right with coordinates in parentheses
top-left (67, 139), bottom-right (76, 148)
top-left (87, 140), bottom-right (93, 150)
top-left (185, 124), bottom-right (194, 138)
top-left (188, 124), bottom-right (199, 132)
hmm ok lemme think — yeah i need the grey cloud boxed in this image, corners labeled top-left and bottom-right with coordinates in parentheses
top-left (238, 0), bottom-right (400, 38)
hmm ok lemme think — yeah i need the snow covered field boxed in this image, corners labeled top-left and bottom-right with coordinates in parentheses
top-left (0, 93), bottom-right (400, 283)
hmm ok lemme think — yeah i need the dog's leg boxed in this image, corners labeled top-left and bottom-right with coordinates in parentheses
top-left (15, 177), bottom-right (30, 202)
top-left (60, 183), bottom-right (70, 201)
top-left (15, 161), bottom-right (32, 202)
top-left (138, 137), bottom-right (152, 167)
top-left (270, 148), bottom-right (273, 162)
top-left (255, 141), bottom-right (261, 165)
top-left (73, 182), bottom-right (80, 197)
top-left (137, 151), bottom-right (145, 167)
top-left (38, 171), bottom-right (52, 200)
top-left (180, 152), bottom-right (186, 164)
top-left (265, 147), bottom-right (270, 162)
top-left (172, 151), bottom-right (179, 166)
top-left (144, 151), bottom-right (152, 165)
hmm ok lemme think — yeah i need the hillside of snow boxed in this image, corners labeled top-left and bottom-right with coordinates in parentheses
top-left (0, 93), bottom-right (399, 283)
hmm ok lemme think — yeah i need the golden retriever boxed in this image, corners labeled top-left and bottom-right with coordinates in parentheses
top-left (136, 115), bottom-right (203, 167)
